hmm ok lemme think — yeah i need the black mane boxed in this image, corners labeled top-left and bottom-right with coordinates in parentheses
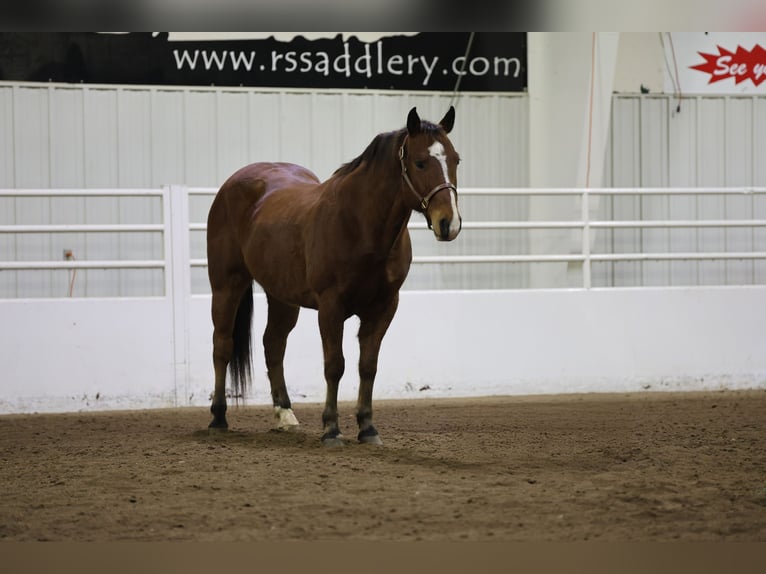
top-left (333, 120), bottom-right (443, 177)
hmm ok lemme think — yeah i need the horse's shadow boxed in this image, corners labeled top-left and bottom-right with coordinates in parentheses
top-left (187, 426), bottom-right (483, 471)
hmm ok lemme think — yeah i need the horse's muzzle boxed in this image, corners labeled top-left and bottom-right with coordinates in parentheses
top-left (436, 215), bottom-right (461, 241)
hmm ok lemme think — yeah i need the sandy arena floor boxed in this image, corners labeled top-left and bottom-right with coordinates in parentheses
top-left (1, 390), bottom-right (764, 541)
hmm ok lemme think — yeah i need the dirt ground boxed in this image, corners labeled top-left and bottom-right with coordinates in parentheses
top-left (0, 390), bottom-right (764, 542)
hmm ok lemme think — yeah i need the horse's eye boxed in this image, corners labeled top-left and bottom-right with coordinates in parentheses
top-left (414, 160), bottom-right (426, 170)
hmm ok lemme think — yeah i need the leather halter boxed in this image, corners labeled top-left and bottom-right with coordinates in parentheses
top-left (398, 135), bottom-right (457, 211)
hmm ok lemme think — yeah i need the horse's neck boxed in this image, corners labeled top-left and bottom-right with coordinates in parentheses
top-left (336, 167), bottom-right (411, 251)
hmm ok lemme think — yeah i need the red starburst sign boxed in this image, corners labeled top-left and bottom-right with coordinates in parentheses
top-left (690, 44), bottom-right (766, 86)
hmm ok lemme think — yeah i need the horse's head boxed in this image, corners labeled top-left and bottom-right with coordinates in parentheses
top-left (399, 106), bottom-right (462, 241)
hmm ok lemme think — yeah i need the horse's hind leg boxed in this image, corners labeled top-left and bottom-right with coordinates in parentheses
top-left (209, 275), bottom-right (252, 431)
top-left (263, 294), bottom-right (301, 431)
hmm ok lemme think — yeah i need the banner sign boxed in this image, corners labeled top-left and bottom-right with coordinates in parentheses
top-left (665, 32), bottom-right (766, 94)
top-left (0, 32), bottom-right (527, 92)
top-left (690, 44), bottom-right (766, 87)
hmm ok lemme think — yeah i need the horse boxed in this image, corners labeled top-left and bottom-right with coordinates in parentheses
top-left (206, 106), bottom-right (462, 446)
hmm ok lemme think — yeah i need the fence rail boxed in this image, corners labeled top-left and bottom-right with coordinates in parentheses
top-left (1, 186), bottom-right (765, 295)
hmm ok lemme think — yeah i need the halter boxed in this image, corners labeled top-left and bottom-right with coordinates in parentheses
top-left (398, 135), bottom-right (457, 211)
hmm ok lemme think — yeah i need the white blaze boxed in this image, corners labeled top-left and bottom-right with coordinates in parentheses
top-left (428, 141), bottom-right (461, 237)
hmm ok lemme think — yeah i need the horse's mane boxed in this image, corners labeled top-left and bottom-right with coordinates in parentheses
top-left (333, 120), bottom-right (443, 177)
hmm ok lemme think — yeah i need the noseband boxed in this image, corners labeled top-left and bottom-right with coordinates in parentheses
top-left (398, 135), bottom-right (457, 211)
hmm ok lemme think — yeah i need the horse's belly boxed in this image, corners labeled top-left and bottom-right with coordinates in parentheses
top-left (244, 228), bottom-right (316, 308)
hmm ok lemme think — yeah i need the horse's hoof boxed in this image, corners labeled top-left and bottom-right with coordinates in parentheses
top-left (321, 434), bottom-right (346, 448)
top-left (359, 434), bottom-right (383, 445)
top-left (208, 425), bottom-right (228, 435)
top-left (358, 426), bottom-right (383, 445)
top-left (274, 407), bottom-right (301, 432)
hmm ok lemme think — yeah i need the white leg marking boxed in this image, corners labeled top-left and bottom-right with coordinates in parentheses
top-left (274, 406), bottom-right (300, 431)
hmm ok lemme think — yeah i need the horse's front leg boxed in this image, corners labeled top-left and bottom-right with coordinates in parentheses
top-left (318, 300), bottom-right (346, 447)
top-left (356, 294), bottom-right (399, 445)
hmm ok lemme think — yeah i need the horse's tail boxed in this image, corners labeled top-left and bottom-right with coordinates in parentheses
top-left (229, 282), bottom-right (254, 402)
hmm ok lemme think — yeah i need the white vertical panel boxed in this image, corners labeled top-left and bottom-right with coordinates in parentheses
top-left (457, 95), bottom-right (497, 187)
top-left (341, 93), bottom-right (376, 166)
top-left (184, 90), bottom-right (217, 186)
top-left (49, 87), bottom-right (84, 187)
top-left (276, 92), bottom-right (313, 170)
top-left (0, 86), bottom-right (14, 185)
top-left (696, 97), bottom-right (726, 285)
top-left (151, 89), bottom-right (184, 187)
top-left (594, 99), bottom-right (613, 283)
top-left (755, 98), bottom-right (766, 284)
top-left (724, 97), bottom-right (754, 285)
top-left (310, 93), bottom-right (343, 181)
top-left (640, 97), bottom-right (669, 286)
top-left (117, 88), bottom-right (158, 295)
top-left (117, 88), bottom-right (152, 187)
top-left (13, 87), bottom-right (52, 295)
top-left (48, 88), bottom-right (86, 295)
top-left (247, 92), bottom-right (281, 165)
top-left (216, 91), bottom-right (250, 184)
top-left (83, 88), bottom-right (119, 187)
top-left (496, 95), bottom-right (528, 188)
top-left (0, 87), bottom-right (16, 296)
top-left (668, 97), bottom-right (699, 285)
top-left (608, 96), bottom-right (641, 286)
top-left (14, 86), bottom-right (50, 187)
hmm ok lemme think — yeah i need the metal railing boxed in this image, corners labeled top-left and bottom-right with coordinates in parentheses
top-left (0, 188), bottom-right (170, 297)
top-left (188, 186), bottom-right (766, 289)
top-left (1, 186), bottom-right (765, 295)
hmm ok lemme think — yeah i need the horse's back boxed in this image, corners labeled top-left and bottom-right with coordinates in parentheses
top-left (223, 162), bottom-right (320, 195)
top-left (209, 161), bottom-right (319, 233)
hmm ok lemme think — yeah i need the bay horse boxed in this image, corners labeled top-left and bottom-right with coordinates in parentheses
top-left (206, 106), bottom-right (461, 446)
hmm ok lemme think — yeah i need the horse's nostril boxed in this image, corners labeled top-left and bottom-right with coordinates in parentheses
top-left (439, 218), bottom-right (450, 238)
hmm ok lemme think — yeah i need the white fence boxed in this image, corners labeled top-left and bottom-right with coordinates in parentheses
top-left (1, 186), bottom-right (765, 414)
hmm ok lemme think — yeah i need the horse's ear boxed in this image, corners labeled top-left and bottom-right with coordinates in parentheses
top-left (407, 107), bottom-right (421, 135)
top-left (439, 106), bottom-right (455, 134)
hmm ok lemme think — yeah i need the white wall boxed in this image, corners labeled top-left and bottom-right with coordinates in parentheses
top-left (2, 288), bottom-right (764, 415)
top-left (0, 298), bottom-right (177, 413)
top-left (0, 83), bottom-right (527, 189)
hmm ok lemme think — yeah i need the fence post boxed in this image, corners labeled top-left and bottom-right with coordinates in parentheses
top-left (582, 188), bottom-right (592, 289)
top-left (167, 185), bottom-right (191, 407)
